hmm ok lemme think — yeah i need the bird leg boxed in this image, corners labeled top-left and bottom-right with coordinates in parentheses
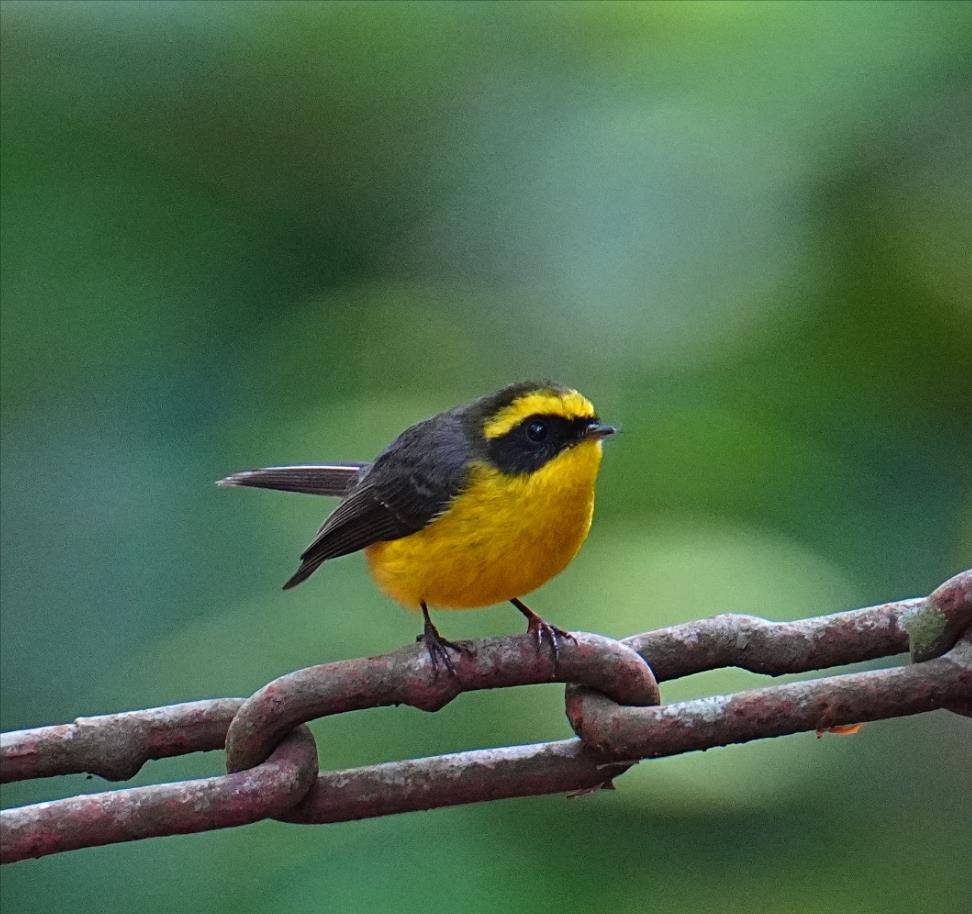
top-left (417, 602), bottom-right (470, 676)
top-left (510, 598), bottom-right (576, 662)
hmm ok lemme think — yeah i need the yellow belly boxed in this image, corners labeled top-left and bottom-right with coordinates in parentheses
top-left (365, 441), bottom-right (603, 610)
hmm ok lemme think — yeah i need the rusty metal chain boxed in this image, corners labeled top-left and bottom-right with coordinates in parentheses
top-left (2, 569), bottom-right (969, 864)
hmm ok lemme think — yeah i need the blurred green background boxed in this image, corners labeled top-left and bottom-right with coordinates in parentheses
top-left (2, 1), bottom-right (970, 911)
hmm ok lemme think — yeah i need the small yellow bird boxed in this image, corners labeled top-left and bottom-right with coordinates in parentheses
top-left (218, 381), bottom-right (615, 670)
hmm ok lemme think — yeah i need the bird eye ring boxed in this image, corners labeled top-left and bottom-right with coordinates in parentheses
top-left (525, 419), bottom-right (548, 443)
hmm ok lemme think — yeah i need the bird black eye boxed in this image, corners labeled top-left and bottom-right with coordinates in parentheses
top-left (525, 419), bottom-right (548, 443)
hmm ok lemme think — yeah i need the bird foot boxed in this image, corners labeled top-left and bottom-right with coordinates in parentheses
top-left (418, 608), bottom-right (472, 677)
top-left (519, 606), bottom-right (576, 663)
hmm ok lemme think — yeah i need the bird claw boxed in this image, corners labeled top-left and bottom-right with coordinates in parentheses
top-left (418, 610), bottom-right (472, 677)
top-left (510, 598), bottom-right (576, 666)
top-left (525, 615), bottom-right (576, 664)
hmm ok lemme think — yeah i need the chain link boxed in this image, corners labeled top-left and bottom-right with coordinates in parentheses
top-left (2, 569), bottom-right (969, 864)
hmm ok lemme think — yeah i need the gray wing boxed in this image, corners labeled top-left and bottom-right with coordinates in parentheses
top-left (282, 412), bottom-right (469, 589)
top-left (217, 464), bottom-right (365, 496)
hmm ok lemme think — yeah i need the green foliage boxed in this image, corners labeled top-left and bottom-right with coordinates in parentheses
top-left (1, 2), bottom-right (969, 911)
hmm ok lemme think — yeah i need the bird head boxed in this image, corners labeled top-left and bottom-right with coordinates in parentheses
top-left (464, 381), bottom-right (616, 475)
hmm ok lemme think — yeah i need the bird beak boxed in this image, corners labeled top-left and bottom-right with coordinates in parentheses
top-left (584, 421), bottom-right (617, 440)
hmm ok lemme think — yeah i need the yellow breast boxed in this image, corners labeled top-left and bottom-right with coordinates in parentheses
top-left (365, 440), bottom-right (604, 610)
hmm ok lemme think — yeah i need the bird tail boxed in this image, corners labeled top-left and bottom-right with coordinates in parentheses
top-left (282, 558), bottom-right (326, 590)
top-left (215, 464), bottom-right (365, 497)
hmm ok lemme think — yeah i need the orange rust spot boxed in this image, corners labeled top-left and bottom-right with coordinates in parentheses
top-left (816, 722), bottom-right (865, 738)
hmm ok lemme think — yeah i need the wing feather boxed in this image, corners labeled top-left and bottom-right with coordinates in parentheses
top-left (282, 412), bottom-right (470, 589)
top-left (282, 484), bottom-right (416, 589)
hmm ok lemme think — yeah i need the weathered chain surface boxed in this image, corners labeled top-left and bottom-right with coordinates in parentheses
top-left (2, 570), bottom-right (969, 864)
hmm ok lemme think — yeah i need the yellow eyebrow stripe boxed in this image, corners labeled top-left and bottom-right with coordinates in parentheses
top-left (483, 389), bottom-right (596, 439)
